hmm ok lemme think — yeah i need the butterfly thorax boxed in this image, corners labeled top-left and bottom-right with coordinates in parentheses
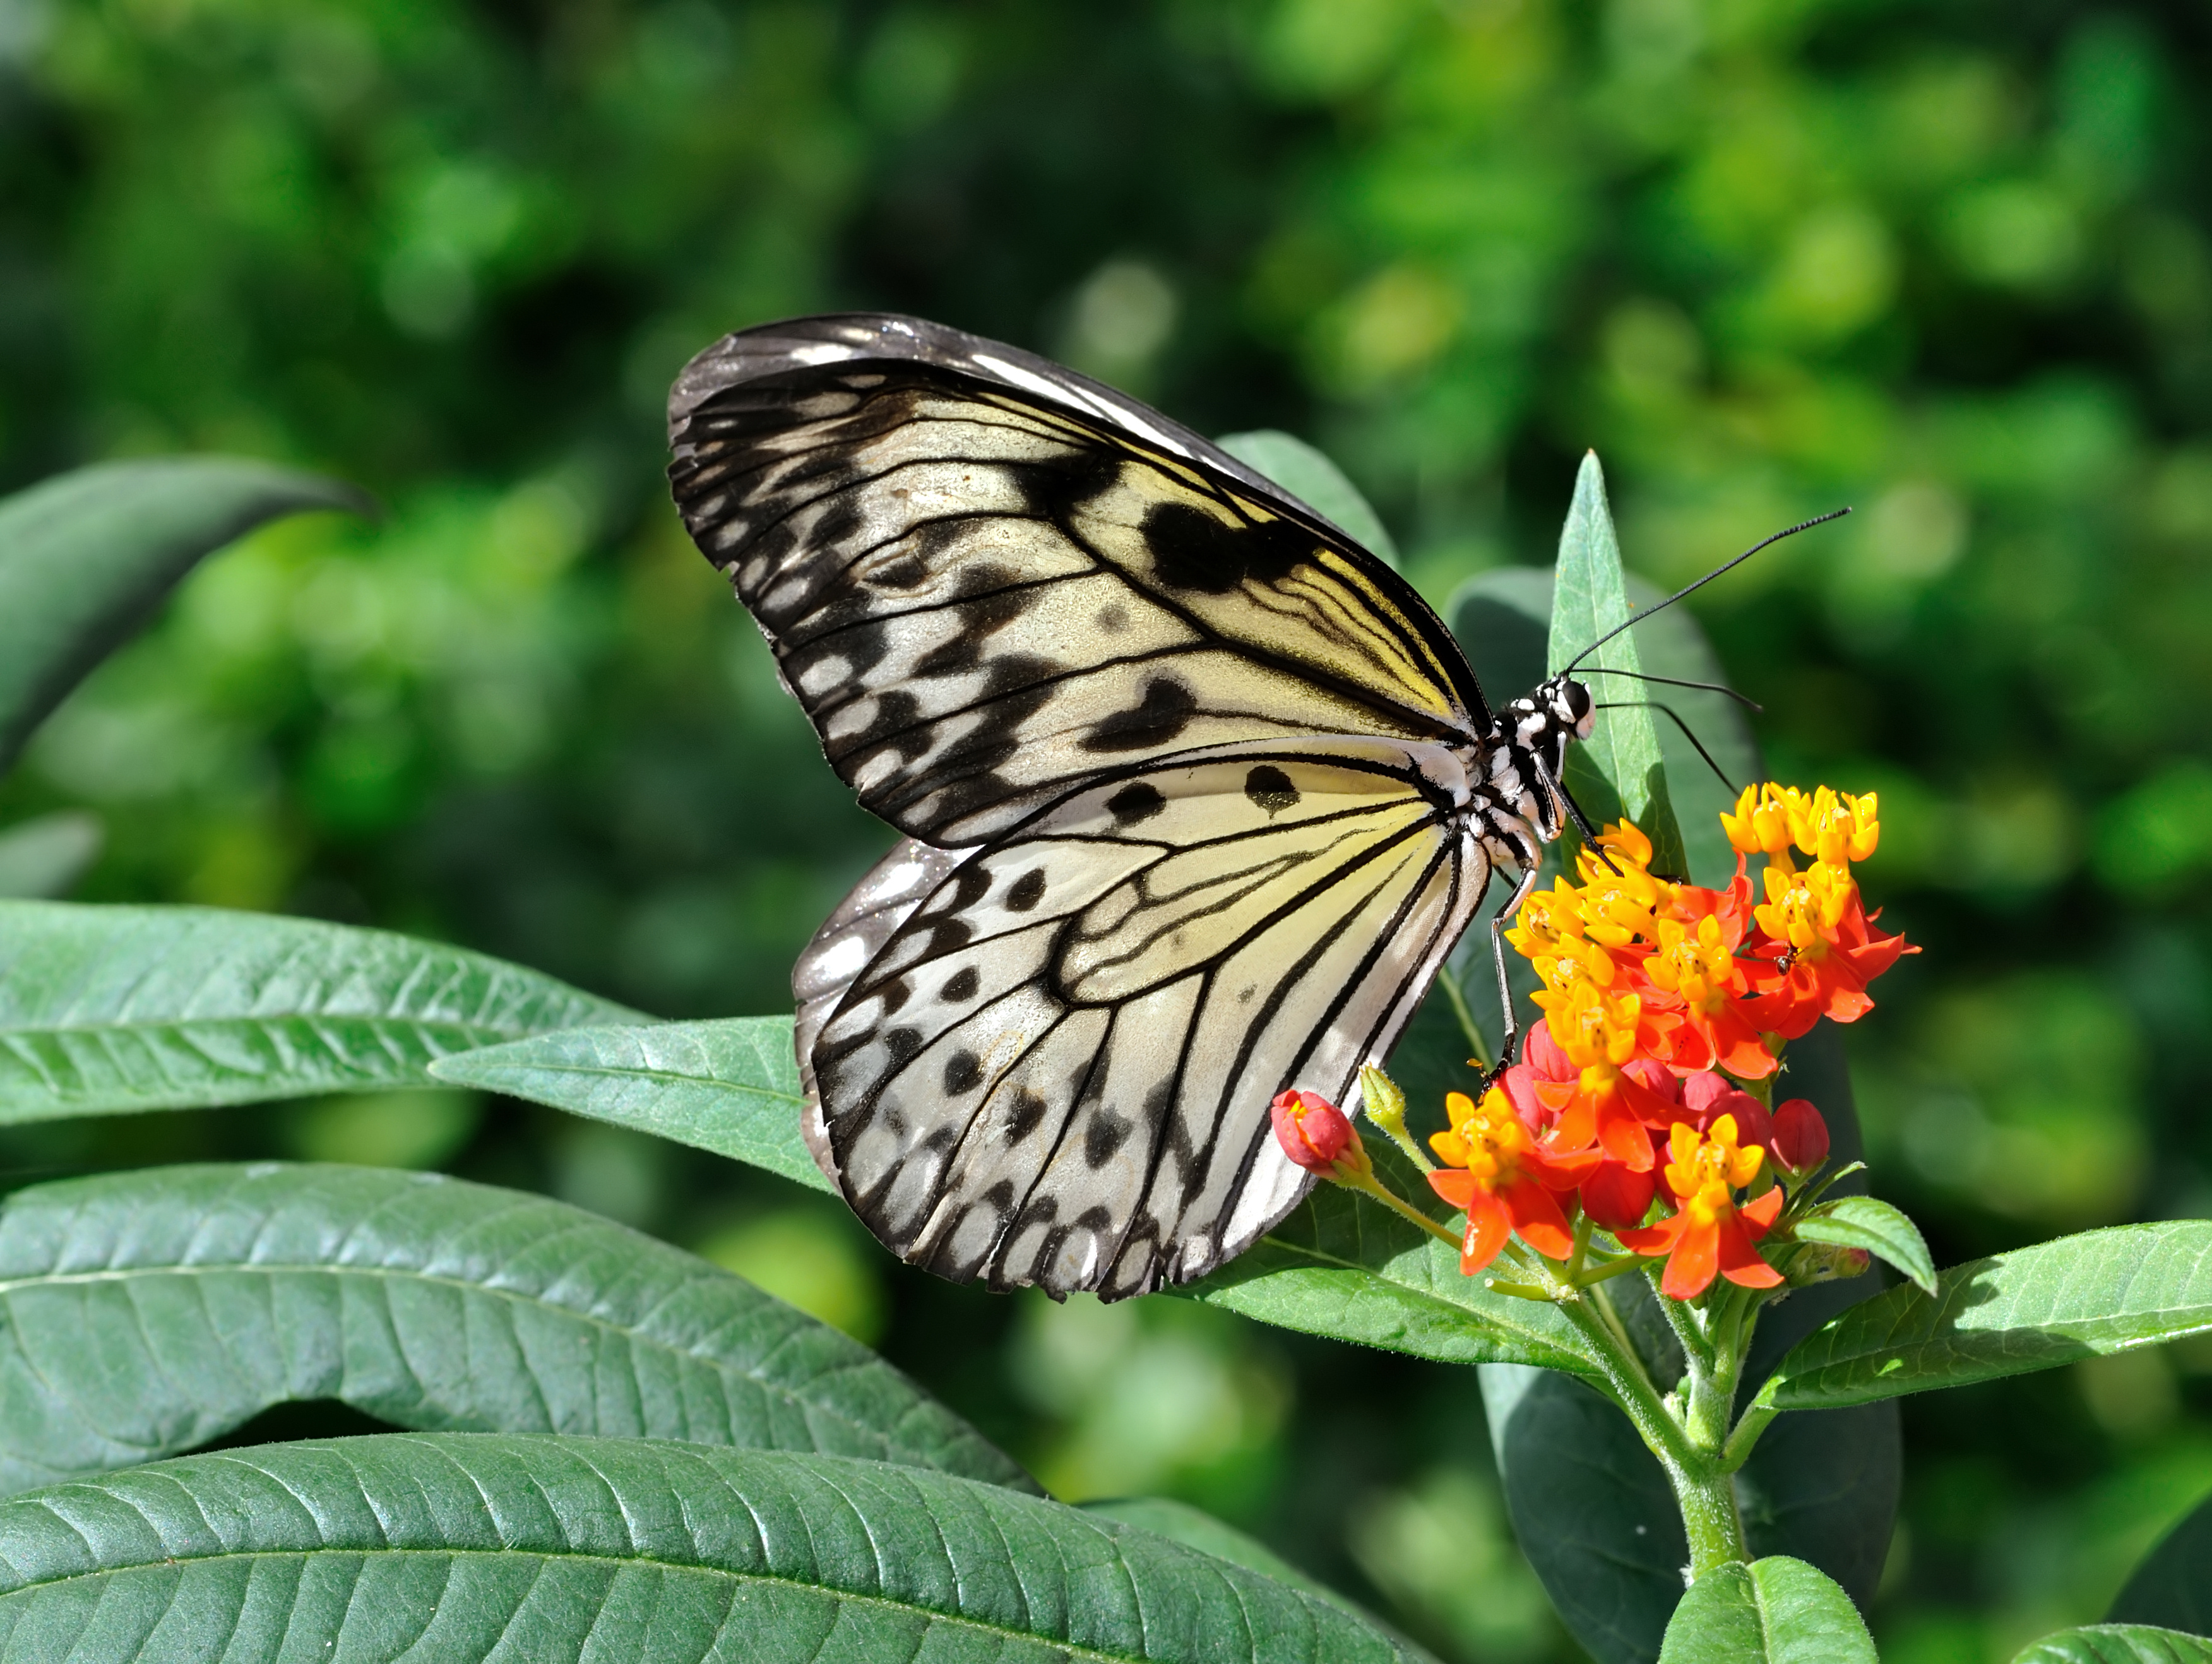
top-left (1465, 673), bottom-right (1597, 875)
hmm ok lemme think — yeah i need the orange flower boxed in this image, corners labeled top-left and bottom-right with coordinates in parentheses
top-left (1425, 1086), bottom-right (1593, 1273)
top-left (1530, 984), bottom-right (1680, 1168)
top-left (1643, 912), bottom-right (1776, 1078)
top-left (1742, 861), bottom-right (1914, 1037)
top-left (1617, 1115), bottom-right (1785, 1299)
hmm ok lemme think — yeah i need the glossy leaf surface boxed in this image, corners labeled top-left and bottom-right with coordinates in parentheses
top-left (0, 1434), bottom-right (1428, 1661)
top-left (0, 901), bottom-right (638, 1120)
top-left (1761, 1222), bottom-right (2212, 1411)
top-left (431, 1015), bottom-right (830, 1192)
top-left (0, 1162), bottom-right (1026, 1492)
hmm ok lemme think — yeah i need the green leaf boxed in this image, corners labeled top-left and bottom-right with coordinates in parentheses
top-left (1481, 1363), bottom-right (1685, 1664)
top-left (0, 458), bottom-right (369, 776)
top-left (430, 1016), bottom-right (831, 1194)
top-left (0, 1162), bottom-right (1028, 1492)
top-left (1218, 428), bottom-right (1401, 564)
top-left (1179, 1141), bottom-right (1599, 1377)
top-left (1794, 1196), bottom-right (1937, 1295)
top-left (1760, 1221), bottom-right (2212, 1411)
top-left (0, 1433), bottom-right (1429, 1662)
top-left (1547, 451), bottom-right (1689, 879)
top-left (2108, 1490), bottom-right (2212, 1633)
top-left (0, 901), bottom-right (641, 1120)
top-left (1657, 1557), bottom-right (1876, 1664)
top-left (0, 814), bottom-right (101, 900)
top-left (2015, 1628), bottom-right (2212, 1664)
top-left (1080, 1496), bottom-right (1409, 1639)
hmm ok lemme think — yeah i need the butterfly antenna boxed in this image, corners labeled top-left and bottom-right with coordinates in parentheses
top-left (1594, 700), bottom-right (1741, 793)
top-left (1580, 667), bottom-right (1764, 712)
top-left (1564, 507), bottom-right (1852, 674)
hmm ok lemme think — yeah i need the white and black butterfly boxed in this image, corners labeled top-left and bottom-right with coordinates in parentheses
top-left (667, 313), bottom-right (1607, 1300)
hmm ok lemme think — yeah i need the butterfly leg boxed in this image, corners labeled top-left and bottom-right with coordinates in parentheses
top-left (1481, 863), bottom-right (1544, 1087)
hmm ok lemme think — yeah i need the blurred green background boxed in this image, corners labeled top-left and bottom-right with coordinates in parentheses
top-left (1, 1), bottom-right (2208, 1658)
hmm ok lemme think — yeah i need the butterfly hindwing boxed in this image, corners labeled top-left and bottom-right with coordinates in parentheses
top-left (669, 313), bottom-right (1488, 846)
top-left (799, 739), bottom-right (1491, 1297)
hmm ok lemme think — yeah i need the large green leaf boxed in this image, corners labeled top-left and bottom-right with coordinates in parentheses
top-left (1481, 1363), bottom-right (1686, 1664)
top-left (0, 1434), bottom-right (1429, 1661)
top-left (1218, 428), bottom-right (1401, 564)
top-left (2108, 1490), bottom-right (2212, 1632)
top-left (2016, 1629), bottom-right (2212, 1664)
top-left (431, 1015), bottom-right (831, 1194)
top-left (1759, 1222), bottom-right (2212, 1411)
top-left (0, 901), bottom-right (639, 1120)
top-left (1080, 1495), bottom-right (1408, 1638)
top-left (0, 458), bottom-right (368, 775)
top-left (1656, 1558), bottom-right (1876, 1664)
top-left (1180, 1140), bottom-right (1598, 1377)
top-left (0, 1162), bottom-right (1027, 1492)
top-left (1547, 451), bottom-right (1689, 878)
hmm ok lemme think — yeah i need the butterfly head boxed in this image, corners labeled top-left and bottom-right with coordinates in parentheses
top-left (1508, 673), bottom-right (1595, 760)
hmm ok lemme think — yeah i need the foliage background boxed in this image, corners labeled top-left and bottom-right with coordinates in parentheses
top-left (1, 1), bottom-right (2208, 1658)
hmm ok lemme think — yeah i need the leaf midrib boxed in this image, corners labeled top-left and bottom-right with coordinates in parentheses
top-left (0, 1544), bottom-right (1177, 1663)
top-left (453, 1057), bottom-right (800, 1100)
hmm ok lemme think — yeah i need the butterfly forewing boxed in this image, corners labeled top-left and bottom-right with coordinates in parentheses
top-left (670, 318), bottom-right (1486, 846)
top-left (670, 313), bottom-right (1502, 1299)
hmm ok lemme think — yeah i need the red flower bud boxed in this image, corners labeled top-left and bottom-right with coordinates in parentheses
top-left (1771, 1098), bottom-right (1830, 1173)
top-left (1580, 1159), bottom-right (1658, 1230)
top-left (1271, 1089), bottom-right (1354, 1172)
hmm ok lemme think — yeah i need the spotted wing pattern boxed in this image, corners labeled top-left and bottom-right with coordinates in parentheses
top-left (795, 740), bottom-right (1491, 1298)
top-left (668, 313), bottom-right (1487, 847)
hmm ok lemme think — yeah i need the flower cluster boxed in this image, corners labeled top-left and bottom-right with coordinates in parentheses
top-left (1272, 784), bottom-right (1913, 1302)
top-left (1442, 783), bottom-right (1912, 1295)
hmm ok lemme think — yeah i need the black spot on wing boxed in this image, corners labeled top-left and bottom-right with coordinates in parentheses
top-left (1105, 781), bottom-right (1168, 825)
top-left (1003, 1087), bottom-right (1048, 1144)
top-left (1018, 447), bottom-right (1122, 521)
top-left (940, 966), bottom-right (980, 1002)
top-left (1084, 1108), bottom-right (1133, 1168)
top-left (943, 1049), bottom-right (983, 1095)
top-left (1006, 868), bottom-right (1047, 912)
top-left (1146, 502), bottom-right (1316, 594)
top-left (1244, 764), bottom-right (1301, 815)
top-left (1080, 676), bottom-right (1198, 754)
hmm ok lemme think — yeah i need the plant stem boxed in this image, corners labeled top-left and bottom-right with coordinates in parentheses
top-left (1337, 1168), bottom-right (1463, 1251)
top-left (1546, 1283), bottom-right (1749, 1576)
top-left (1437, 961), bottom-right (1493, 1070)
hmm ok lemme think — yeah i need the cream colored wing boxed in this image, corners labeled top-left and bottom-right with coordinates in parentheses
top-left (668, 313), bottom-right (1489, 846)
top-left (795, 737), bottom-right (1492, 1299)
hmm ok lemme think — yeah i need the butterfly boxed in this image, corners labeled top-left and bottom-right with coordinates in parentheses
top-left (667, 312), bottom-right (1605, 1301)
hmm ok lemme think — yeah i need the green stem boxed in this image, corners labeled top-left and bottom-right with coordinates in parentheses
top-left (1724, 1397), bottom-right (1780, 1471)
top-left (1546, 1283), bottom-right (1749, 1578)
top-left (1437, 961), bottom-right (1493, 1070)
top-left (1336, 1168), bottom-right (1463, 1251)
